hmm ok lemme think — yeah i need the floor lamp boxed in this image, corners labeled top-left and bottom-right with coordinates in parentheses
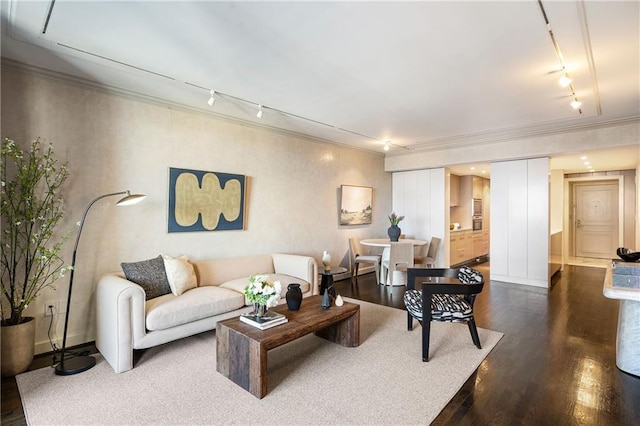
top-left (55, 190), bottom-right (146, 376)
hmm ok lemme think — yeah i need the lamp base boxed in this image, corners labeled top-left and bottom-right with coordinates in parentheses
top-left (54, 355), bottom-right (96, 376)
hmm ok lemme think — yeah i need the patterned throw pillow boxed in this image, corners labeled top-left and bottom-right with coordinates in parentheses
top-left (121, 255), bottom-right (172, 300)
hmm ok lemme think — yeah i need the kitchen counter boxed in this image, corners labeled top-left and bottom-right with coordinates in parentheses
top-left (450, 227), bottom-right (472, 233)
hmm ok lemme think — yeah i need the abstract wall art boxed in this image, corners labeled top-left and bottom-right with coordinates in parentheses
top-left (168, 167), bottom-right (246, 232)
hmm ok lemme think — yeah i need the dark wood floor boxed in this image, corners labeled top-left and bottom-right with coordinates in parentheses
top-left (336, 262), bottom-right (640, 425)
top-left (2, 262), bottom-right (640, 425)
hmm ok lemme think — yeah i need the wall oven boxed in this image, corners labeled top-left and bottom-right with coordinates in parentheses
top-left (472, 216), bottom-right (483, 231)
top-left (472, 198), bottom-right (483, 216)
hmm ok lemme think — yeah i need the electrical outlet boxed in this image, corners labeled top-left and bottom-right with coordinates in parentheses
top-left (44, 300), bottom-right (57, 316)
top-left (43, 300), bottom-right (66, 316)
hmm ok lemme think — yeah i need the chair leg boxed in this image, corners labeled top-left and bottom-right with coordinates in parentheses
top-left (354, 263), bottom-right (359, 280)
top-left (467, 319), bottom-right (482, 349)
top-left (422, 319), bottom-right (431, 362)
top-left (407, 312), bottom-right (414, 331)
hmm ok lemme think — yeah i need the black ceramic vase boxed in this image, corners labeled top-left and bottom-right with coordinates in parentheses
top-left (388, 226), bottom-right (401, 242)
top-left (286, 283), bottom-right (303, 311)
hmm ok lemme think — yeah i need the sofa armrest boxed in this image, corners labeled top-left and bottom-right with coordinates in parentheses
top-left (95, 273), bottom-right (147, 373)
top-left (272, 254), bottom-right (319, 295)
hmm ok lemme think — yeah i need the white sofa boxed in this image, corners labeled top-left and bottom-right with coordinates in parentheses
top-left (96, 253), bottom-right (318, 373)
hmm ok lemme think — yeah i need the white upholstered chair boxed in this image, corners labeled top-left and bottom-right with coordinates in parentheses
top-left (382, 242), bottom-right (414, 288)
top-left (349, 237), bottom-right (381, 281)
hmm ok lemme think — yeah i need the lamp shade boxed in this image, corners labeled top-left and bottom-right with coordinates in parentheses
top-left (116, 192), bottom-right (147, 206)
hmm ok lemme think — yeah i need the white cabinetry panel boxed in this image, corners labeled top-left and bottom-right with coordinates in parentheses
top-left (508, 160), bottom-right (528, 279)
top-left (527, 157), bottom-right (550, 282)
top-left (490, 162), bottom-right (509, 276)
top-left (392, 169), bottom-right (446, 267)
top-left (491, 158), bottom-right (549, 288)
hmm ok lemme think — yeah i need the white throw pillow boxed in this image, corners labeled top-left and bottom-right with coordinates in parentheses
top-left (162, 255), bottom-right (197, 296)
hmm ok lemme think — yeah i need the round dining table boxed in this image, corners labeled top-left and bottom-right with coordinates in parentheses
top-left (360, 238), bottom-right (428, 285)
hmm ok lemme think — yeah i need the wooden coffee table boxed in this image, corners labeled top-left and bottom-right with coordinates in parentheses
top-left (216, 295), bottom-right (360, 398)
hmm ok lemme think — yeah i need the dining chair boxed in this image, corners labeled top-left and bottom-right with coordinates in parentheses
top-left (348, 237), bottom-right (381, 282)
top-left (381, 242), bottom-right (414, 288)
top-left (419, 237), bottom-right (441, 268)
top-left (403, 266), bottom-right (484, 361)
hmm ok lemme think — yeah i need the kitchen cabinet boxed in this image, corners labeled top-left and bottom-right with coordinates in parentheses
top-left (482, 229), bottom-right (490, 255)
top-left (450, 229), bottom-right (488, 266)
top-left (473, 176), bottom-right (483, 199)
top-left (472, 232), bottom-right (483, 258)
top-left (450, 233), bottom-right (459, 264)
top-left (482, 178), bottom-right (490, 227)
top-left (450, 230), bottom-right (475, 265)
top-left (450, 174), bottom-right (460, 206)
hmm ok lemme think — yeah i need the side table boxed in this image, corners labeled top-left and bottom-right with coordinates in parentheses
top-left (319, 266), bottom-right (347, 297)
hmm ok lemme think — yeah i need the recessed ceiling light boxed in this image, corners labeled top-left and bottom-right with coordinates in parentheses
top-left (580, 156), bottom-right (587, 160)
top-left (584, 161), bottom-right (590, 165)
top-left (470, 167), bottom-right (476, 170)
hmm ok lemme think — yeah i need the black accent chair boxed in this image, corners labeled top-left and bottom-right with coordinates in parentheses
top-left (404, 267), bottom-right (484, 361)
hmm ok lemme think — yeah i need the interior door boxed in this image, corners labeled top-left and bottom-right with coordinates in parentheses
top-left (574, 182), bottom-right (619, 258)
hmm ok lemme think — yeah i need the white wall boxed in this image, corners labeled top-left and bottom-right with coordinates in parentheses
top-left (490, 158), bottom-right (550, 288)
top-left (392, 168), bottom-right (447, 266)
top-left (1, 68), bottom-right (392, 353)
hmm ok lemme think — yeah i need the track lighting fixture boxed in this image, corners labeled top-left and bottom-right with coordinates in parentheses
top-left (558, 73), bottom-right (571, 88)
top-left (538, 1), bottom-right (582, 114)
top-left (570, 98), bottom-right (582, 109)
top-left (186, 85), bottom-right (411, 152)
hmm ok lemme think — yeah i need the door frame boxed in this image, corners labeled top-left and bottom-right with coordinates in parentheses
top-left (563, 175), bottom-right (624, 261)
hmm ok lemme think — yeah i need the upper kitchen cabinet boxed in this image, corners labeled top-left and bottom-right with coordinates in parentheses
top-left (450, 174), bottom-right (460, 207)
top-left (473, 176), bottom-right (483, 199)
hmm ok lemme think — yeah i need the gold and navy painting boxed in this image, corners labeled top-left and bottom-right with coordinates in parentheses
top-left (168, 167), bottom-right (245, 232)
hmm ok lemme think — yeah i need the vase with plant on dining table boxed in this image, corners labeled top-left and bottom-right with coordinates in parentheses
top-left (387, 212), bottom-right (405, 242)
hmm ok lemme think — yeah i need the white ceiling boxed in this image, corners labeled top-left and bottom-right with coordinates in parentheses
top-left (1, 1), bottom-right (638, 175)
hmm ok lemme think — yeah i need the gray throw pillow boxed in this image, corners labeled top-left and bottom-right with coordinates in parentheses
top-left (121, 255), bottom-right (172, 300)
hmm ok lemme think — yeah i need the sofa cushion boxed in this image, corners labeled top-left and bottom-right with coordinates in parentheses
top-left (162, 255), bottom-right (197, 296)
top-left (121, 256), bottom-right (171, 301)
top-left (145, 286), bottom-right (245, 331)
top-left (219, 273), bottom-right (311, 305)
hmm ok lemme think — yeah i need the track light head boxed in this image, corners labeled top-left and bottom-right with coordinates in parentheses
top-left (256, 104), bottom-right (263, 118)
top-left (570, 98), bottom-right (582, 109)
top-left (383, 141), bottom-right (390, 151)
top-left (558, 74), bottom-right (572, 88)
top-left (207, 90), bottom-right (215, 107)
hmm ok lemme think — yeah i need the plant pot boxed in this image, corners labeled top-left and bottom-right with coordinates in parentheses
top-left (1, 317), bottom-right (35, 377)
top-left (388, 226), bottom-right (401, 242)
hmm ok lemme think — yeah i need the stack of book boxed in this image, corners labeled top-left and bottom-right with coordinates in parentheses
top-left (240, 311), bottom-right (288, 330)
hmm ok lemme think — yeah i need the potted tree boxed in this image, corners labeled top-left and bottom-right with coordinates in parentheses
top-left (1, 137), bottom-right (71, 376)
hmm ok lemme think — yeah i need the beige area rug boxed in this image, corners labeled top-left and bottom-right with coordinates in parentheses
top-left (17, 298), bottom-right (503, 425)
